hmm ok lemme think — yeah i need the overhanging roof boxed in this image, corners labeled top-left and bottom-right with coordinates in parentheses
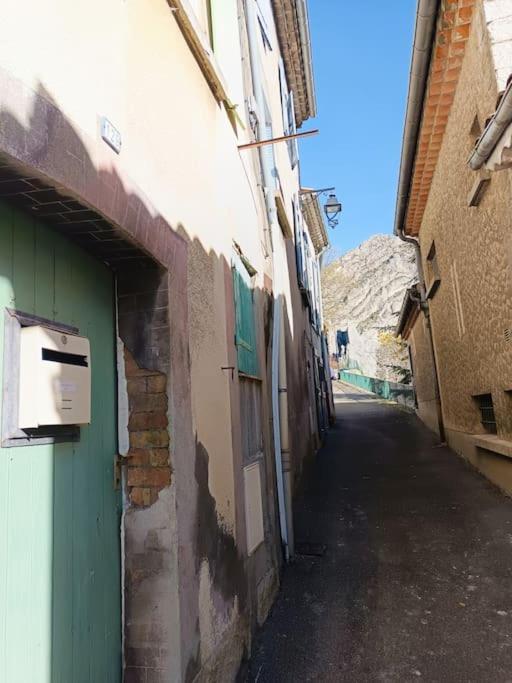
top-left (272, 0), bottom-right (316, 126)
top-left (396, 284), bottom-right (421, 339)
top-left (395, 0), bottom-right (475, 237)
top-left (300, 191), bottom-right (328, 255)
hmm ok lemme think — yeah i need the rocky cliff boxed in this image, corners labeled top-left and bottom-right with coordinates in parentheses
top-left (322, 234), bottom-right (417, 381)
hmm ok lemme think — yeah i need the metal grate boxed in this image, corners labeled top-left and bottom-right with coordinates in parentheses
top-left (474, 393), bottom-right (497, 434)
top-left (505, 328), bottom-right (512, 343)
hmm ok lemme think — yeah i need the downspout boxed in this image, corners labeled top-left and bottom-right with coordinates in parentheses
top-left (278, 306), bottom-right (294, 558)
top-left (271, 298), bottom-right (289, 559)
top-left (245, 0), bottom-right (293, 560)
top-left (394, 0), bottom-right (445, 441)
top-left (398, 234), bottom-right (445, 441)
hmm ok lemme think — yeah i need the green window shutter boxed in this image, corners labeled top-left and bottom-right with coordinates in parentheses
top-left (232, 256), bottom-right (259, 377)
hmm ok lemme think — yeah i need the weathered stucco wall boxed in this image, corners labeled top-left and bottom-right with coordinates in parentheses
top-left (0, 0), bottom-right (320, 679)
top-left (417, 0), bottom-right (512, 485)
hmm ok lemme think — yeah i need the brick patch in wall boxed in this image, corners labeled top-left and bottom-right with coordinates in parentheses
top-left (124, 348), bottom-right (171, 507)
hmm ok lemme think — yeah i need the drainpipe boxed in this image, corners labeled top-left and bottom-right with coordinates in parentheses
top-left (271, 298), bottom-right (289, 559)
top-left (394, 0), bottom-right (444, 440)
top-left (397, 229), bottom-right (445, 442)
top-left (278, 306), bottom-right (294, 558)
top-left (245, 0), bottom-right (293, 560)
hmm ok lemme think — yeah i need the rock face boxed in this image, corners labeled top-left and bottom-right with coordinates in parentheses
top-left (322, 234), bottom-right (417, 380)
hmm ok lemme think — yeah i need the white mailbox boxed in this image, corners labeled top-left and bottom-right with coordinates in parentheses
top-left (18, 325), bottom-right (91, 429)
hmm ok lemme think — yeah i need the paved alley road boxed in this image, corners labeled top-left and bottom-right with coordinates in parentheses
top-left (247, 383), bottom-right (512, 682)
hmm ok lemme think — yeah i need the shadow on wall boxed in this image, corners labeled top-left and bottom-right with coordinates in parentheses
top-left (0, 77), bottom-right (302, 682)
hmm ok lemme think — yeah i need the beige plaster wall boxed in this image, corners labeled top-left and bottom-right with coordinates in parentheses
top-left (417, 0), bottom-right (512, 471)
top-left (0, 0), bottom-right (300, 676)
top-left (0, 0), bottom-right (322, 677)
top-left (0, 0), bottom-right (269, 530)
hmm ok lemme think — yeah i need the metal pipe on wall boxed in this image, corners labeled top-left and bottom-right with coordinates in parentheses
top-left (278, 305), bottom-right (294, 558)
top-left (394, 0), bottom-right (445, 442)
top-left (271, 298), bottom-right (289, 558)
top-left (245, 0), bottom-right (293, 560)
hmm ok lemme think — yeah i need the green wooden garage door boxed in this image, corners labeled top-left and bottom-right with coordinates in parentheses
top-left (0, 200), bottom-right (121, 683)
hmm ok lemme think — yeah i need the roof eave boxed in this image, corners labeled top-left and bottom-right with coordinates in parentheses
top-left (272, 0), bottom-right (317, 126)
top-left (394, 0), bottom-right (439, 238)
top-left (395, 286), bottom-right (421, 338)
top-left (300, 193), bottom-right (328, 254)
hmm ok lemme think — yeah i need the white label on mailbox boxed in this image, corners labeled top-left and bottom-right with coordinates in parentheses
top-left (59, 380), bottom-right (77, 394)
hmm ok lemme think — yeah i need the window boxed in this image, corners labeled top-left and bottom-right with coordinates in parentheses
top-left (262, 98), bottom-right (278, 192)
top-left (286, 91), bottom-right (298, 168)
top-left (278, 59), bottom-right (298, 169)
top-left (188, 0), bottom-right (211, 40)
top-left (293, 197), bottom-right (307, 290)
top-left (312, 260), bottom-right (322, 330)
top-left (240, 378), bottom-right (263, 463)
top-left (232, 254), bottom-right (259, 377)
top-left (278, 60), bottom-right (288, 137)
top-left (473, 393), bottom-right (497, 434)
top-left (450, 261), bottom-right (466, 338)
top-left (258, 16), bottom-right (272, 51)
top-left (425, 241), bottom-right (441, 298)
top-left (469, 114), bottom-right (482, 142)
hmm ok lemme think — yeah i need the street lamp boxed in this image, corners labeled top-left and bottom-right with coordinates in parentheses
top-left (324, 193), bottom-right (342, 228)
top-left (300, 187), bottom-right (342, 229)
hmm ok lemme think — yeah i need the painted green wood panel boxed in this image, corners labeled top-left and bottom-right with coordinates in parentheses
top-left (233, 262), bottom-right (259, 377)
top-left (0, 201), bottom-right (121, 683)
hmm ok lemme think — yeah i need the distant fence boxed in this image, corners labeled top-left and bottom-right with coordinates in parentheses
top-left (339, 370), bottom-right (416, 410)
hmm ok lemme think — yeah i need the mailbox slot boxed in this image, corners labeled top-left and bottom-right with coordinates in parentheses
top-left (42, 348), bottom-right (89, 366)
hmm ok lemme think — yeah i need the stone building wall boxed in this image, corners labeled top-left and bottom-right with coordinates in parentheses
top-left (409, 315), bottom-right (441, 436)
top-left (417, 0), bottom-right (512, 487)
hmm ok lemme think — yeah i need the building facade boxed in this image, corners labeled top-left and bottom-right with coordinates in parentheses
top-left (395, 0), bottom-right (512, 492)
top-left (0, 1), bottom-right (331, 681)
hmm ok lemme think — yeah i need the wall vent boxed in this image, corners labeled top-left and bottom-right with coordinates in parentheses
top-left (505, 328), bottom-right (512, 343)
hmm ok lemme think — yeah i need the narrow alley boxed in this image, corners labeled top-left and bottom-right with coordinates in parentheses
top-left (247, 383), bottom-right (512, 682)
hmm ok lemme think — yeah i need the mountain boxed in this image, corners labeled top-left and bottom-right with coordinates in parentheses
top-left (321, 234), bottom-right (418, 381)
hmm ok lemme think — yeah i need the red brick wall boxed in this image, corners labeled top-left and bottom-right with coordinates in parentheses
top-left (124, 348), bottom-right (171, 507)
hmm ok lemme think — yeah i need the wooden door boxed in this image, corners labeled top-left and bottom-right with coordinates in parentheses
top-left (0, 201), bottom-right (121, 683)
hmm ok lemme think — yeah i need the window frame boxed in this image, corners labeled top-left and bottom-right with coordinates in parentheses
top-left (425, 241), bottom-right (441, 299)
top-left (473, 393), bottom-right (498, 435)
top-left (278, 58), bottom-right (298, 169)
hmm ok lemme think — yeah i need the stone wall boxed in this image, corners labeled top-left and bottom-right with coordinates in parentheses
top-left (416, 0), bottom-right (512, 482)
top-left (124, 349), bottom-right (170, 507)
top-left (409, 315), bottom-right (442, 437)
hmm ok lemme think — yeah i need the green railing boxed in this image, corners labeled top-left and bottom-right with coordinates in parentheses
top-left (339, 370), bottom-right (415, 409)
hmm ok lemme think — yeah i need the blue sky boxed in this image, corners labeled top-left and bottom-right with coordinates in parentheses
top-left (299, 1), bottom-right (416, 257)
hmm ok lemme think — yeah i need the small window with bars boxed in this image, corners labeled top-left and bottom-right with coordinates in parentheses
top-left (473, 393), bottom-right (497, 434)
